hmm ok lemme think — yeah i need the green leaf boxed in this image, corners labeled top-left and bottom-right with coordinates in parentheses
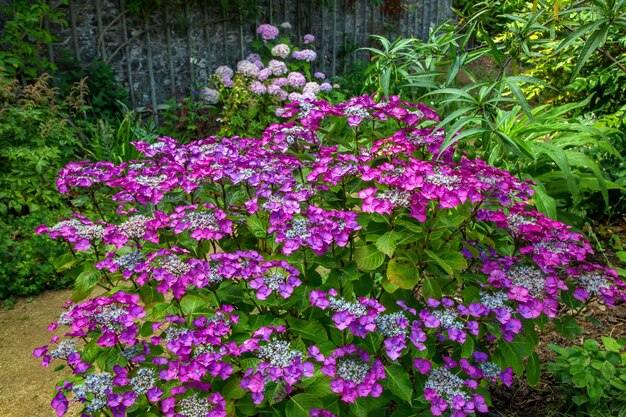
top-left (424, 250), bottom-right (467, 275)
top-left (235, 396), bottom-right (258, 416)
top-left (496, 341), bottom-right (524, 375)
top-left (422, 277), bottom-right (442, 301)
top-left (287, 317), bottom-right (328, 342)
top-left (601, 336), bottom-right (621, 353)
top-left (376, 231), bottom-right (400, 257)
top-left (555, 316), bottom-right (583, 338)
top-left (54, 252), bottom-right (78, 272)
top-left (246, 216), bottom-right (268, 239)
top-left (571, 24), bottom-right (610, 80)
top-left (496, 330), bottom-right (538, 376)
top-left (72, 267), bottom-right (101, 301)
top-left (354, 245), bottom-right (385, 271)
top-left (461, 336), bottom-right (474, 359)
top-left (386, 258), bottom-right (419, 289)
top-left (383, 365), bottom-right (413, 403)
top-left (180, 294), bottom-right (207, 315)
top-left (526, 352), bottom-right (541, 387)
top-left (139, 284), bottom-right (164, 306)
top-left (285, 394), bottom-right (323, 417)
top-left (587, 382), bottom-right (604, 403)
top-left (531, 179), bottom-right (557, 219)
top-left (505, 78), bottom-right (534, 121)
top-left (221, 378), bottom-right (246, 400)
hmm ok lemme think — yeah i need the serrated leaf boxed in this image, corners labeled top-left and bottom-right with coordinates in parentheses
top-left (54, 252), bottom-right (78, 272)
top-left (235, 395), bottom-right (258, 416)
top-left (180, 294), bottom-right (207, 315)
top-left (383, 365), bottom-right (413, 404)
top-left (246, 216), bottom-right (268, 239)
top-left (72, 267), bottom-right (101, 301)
top-left (424, 250), bottom-right (467, 275)
top-left (376, 231), bottom-right (399, 257)
top-left (386, 259), bottom-right (419, 289)
top-left (285, 394), bottom-right (323, 417)
top-left (354, 245), bottom-right (385, 271)
top-left (287, 317), bottom-right (328, 342)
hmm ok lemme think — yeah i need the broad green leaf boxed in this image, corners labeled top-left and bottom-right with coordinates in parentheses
top-left (221, 378), bottom-right (246, 400)
top-left (54, 252), bottom-right (78, 272)
top-left (180, 294), bottom-right (207, 315)
top-left (601, 336), bottom-right (621, 353)
top-left (287, 317), bottom-right (328, 342)
top-left (235, 395), bottom-right (258, 416)
top-left (246, 216), bottom-right (268, 239)
top-left (422, 277), bottom-right (442, 301)
top-left (496, 331), bottom-right (538, 376)
top-left (495, 341), bottom-right (524, 375)
top-left (424, 250), bottom-right (467, 275)
top-left (461, 335), bottom-right (474, 359)
top-left (139, 284), bottom-right (165, 306)
top-left (587, 382), bottom-right (603, 403)
top-left (381, 276), bottom-right (400, 293)
top-left (526, 352), bottom-right (541, 387)
top-left (285, 394), bottom-right (323, 417)
top-left (354, 245), bottom-right (385, 271)
top-left (72, 267), bottom-right (101, 301)
top-left (376, 231), bottom-right (400, 257)
top-left (383, 364), bottom-right (413, 403)
top-left (554, 316), bottom-right (583, 338)
top-left (387, 258), bottom-right (419, 289)
top-left (424, 250), bottom-right (452, 275)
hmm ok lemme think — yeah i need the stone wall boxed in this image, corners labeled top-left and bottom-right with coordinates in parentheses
top-left (50, 0), bottom-right (454, 109)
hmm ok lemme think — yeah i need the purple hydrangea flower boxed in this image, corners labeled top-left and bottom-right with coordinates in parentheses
top-left (287, 72), bottom-right (307, 88)
top-left (200, 87), bottom-right (220, 104)
top-left (292, 49), bottom-right (317, 62)
top-left (317, 344), bottom-right (385, 403)
top-left (256, 23), bottom-right (279, 42)
top-left (271, 44), bottom-right (291, 59)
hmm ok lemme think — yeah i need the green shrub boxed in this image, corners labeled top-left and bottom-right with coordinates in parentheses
top-left (0, 0), bottom-right (66, 82)
top-left (548, 337), bottom-right (626, 415)
top-left (0, 73), bottom-right (82, 215)
top-left (54, 56), bottom-right (129, 121)
top-left (361, 1), bottom-right (626, 224)
top-left (0, 212), bottom-right (72, 300)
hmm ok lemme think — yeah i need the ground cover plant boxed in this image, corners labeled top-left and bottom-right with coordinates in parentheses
top-left (33, 94), bottom-right (626, 417)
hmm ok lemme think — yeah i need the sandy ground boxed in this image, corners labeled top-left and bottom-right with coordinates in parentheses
top-left (0, 290), bottom-right (80, 417)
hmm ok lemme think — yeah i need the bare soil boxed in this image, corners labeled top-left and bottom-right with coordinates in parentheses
top-left (0, 290), bottom-right (80, 417)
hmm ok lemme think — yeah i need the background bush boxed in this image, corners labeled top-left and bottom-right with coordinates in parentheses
top-left (0, 211), bottom-right (71, 301)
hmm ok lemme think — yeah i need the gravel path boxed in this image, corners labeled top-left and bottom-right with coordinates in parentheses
top-left (0, 290), bottom-right (80, 417)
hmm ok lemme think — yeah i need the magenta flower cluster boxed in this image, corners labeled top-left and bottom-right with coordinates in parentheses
top-left (34, 94), bottom-right (625, 417)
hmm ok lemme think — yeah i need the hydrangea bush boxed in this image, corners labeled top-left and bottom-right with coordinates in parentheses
top-left (35, 95), bottom-right (626, 417)
top-left (203, 23), bottom-right (331, 137)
